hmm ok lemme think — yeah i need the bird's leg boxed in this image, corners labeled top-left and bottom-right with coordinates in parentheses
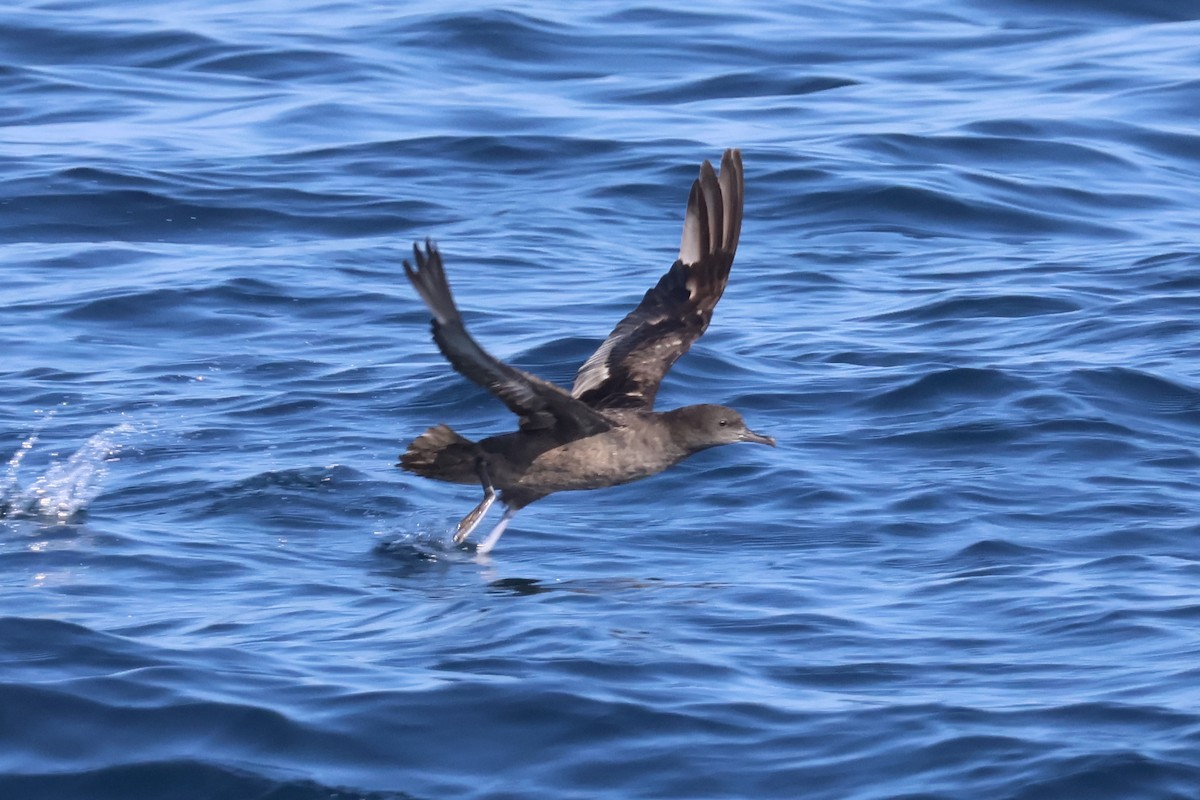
top-left (475, 506), bottom-right (517, 556)
top-left (453, 456), bottom-right (496, 544)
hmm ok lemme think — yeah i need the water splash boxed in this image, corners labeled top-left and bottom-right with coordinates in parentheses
top-left (373, 517), bottom-right (468, 562)
top-left (1, 422), bottom-right (135, 521)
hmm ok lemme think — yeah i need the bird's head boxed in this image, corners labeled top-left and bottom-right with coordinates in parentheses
top-left (670, 404), bottom-right (776, 452)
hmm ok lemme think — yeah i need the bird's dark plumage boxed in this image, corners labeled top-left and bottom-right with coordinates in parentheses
top-left (572, 148), bottom-right (743, 410)
top-left (399, 149), bottom-right (771, 554)
top-left (403, 243), bottom-right (612, 438)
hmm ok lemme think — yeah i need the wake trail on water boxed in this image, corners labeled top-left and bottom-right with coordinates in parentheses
top-left (1, 421), bottom-right (135, 522)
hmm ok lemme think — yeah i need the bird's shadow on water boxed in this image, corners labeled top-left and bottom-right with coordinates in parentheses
top-left (482, 575), bottom-right (727, 597)
top-left (486, 576), bottom-right (553, 595)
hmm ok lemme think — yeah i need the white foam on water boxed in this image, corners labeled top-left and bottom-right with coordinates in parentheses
top-left (2, 421), bottom-right (136, 522)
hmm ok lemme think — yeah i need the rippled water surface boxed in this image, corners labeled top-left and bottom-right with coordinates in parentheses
top-left (3, 1), bottom-right (1200, 798)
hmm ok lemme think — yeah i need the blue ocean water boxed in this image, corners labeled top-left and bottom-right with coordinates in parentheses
top-left (3, 0), bottom-right (1200, 797)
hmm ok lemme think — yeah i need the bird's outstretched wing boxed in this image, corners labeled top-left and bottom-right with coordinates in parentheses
top-left (571, 148), bottom-right (744, 410)
top-left (404, 241), bottom-right (613, 436)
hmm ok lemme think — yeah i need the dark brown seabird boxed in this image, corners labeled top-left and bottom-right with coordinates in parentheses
top-left (399, 148), bottom-right (774, 553)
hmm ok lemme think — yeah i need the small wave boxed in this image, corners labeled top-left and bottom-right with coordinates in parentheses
top-left (1067, 367), bottom-right (1200, 424)
top-left (1, 422), bottom-right (135, 522)
top-left (869, 293), bottom-right (1080, 323)
top-left (615, 72), bottom-right (855, 104)
top-left (0, 764), bottom-right (405, 800)
top-left (864, 367), bottom-right (1033, 411)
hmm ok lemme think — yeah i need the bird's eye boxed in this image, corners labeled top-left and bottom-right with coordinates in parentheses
top-left (718, 419), bottom-right (728, 427)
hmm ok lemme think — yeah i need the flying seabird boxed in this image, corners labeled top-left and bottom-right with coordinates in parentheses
top-left (399, 148), bottom-right (773, 554)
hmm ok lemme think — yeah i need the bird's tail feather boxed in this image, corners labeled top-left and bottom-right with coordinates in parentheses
top-left (398, 424), bottom-right (479, 482)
